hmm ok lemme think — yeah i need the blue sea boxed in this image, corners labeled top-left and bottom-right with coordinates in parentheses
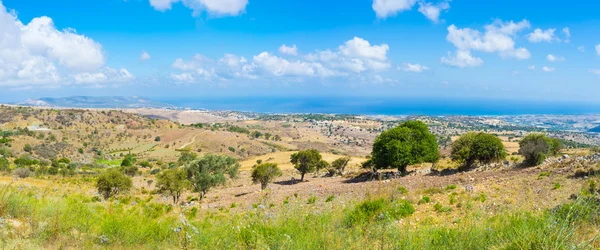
top-left (157, 97), bottom-right (600, 116)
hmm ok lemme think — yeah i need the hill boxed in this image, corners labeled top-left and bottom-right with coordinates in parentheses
top-left (18, 96), bottom-right (173, 109)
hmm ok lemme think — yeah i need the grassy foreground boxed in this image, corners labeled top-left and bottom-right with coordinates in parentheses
top-left (0, 182), bottom-right (599, 250)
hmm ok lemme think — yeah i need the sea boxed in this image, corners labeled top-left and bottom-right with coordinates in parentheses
top-left (157, 97), bottom-right (600, 116)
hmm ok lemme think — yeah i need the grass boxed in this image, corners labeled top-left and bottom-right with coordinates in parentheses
top-left (0, 182), bottom-right (599, 249)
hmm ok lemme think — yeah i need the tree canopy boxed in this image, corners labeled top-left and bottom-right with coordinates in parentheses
top-left (519, 133), bottom-right (562, 167)
top-left (290, 149), bottom-right (323, 181)
top-left (251, 162), bottom-right (283, 190)
top-left (186, 154), bottom-right (239, 200)
top-left (96, 169), bottom-right (132, 200)
top-left (156, 168), bottom-right (189, 204)
top-left (451, 132), bottom-right (507, 170)
top-left (371, 120), bottom-right (439, 173)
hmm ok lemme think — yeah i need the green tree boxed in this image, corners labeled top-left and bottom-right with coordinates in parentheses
top-left (264, 133), bottom-right (272, 140)
top-left (154, 136), bottom-right (161, 142)
top-left (290, 149), bottom-right (322, 181)
top-left (519, 133), bottom-right (551, 167)
top-left (331, 156), bottom-right (351, 175)
top-left (371, 121), bottom-right (439, 173)
top-left (96, 169), bottom-right (132, 200)
top-left (178, 151), bottom-right (198, 166)
top-left (156, 168), bottom-right (189, 204)
top-left (548, 138), bottom-right (564, 156)
top-left (23, 144), bottom-right (33, 153)
top-left (451, 132), bottom-right (507, 170)
top-left (251, 163), bottom-right (283, 190)
top-left (186, 154), bottom-right (240, 200)
top-left (0, 157), bottom-right (10, 172)
top-left (121, 154), bottom-right (136, 167)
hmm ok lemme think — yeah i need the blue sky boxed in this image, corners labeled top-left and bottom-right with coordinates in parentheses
top-left (1, 0), bottom-right (600, 104)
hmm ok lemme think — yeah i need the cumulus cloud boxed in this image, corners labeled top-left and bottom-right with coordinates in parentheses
top-left (0, 2), bottom-right (130, 87)
top-left (528, 65), bottom-right (535, 70)
top-left (542, 66), bottom-right (555, 72)
top-left (578, 46), bottom-right (585, 52)
top-left (417, 1), bottom-right (450, 23)
top-left (546, 54), bottom-right (565, 62)
top-left (596, 44), bottom-right (600, 56)
top-left (140, 51), bottom-right (151, 62)
top-left (372, 0), bottom-right (450, 23)
top-left (440, 50), bottom-right (483, 68)
top-left (442, 19), bottom-right (530, 67)
top-left (149, 0), bottom-right (248, 16)
top-left (170, 37), bottom-right (391, 83)
top-left (372, 0), bottom-right (417, 18)
top-left (589, 69), bottom-right (600, 75)
top-left (278, 44), bottom-right (298, 56)
top-left (528, 28), bottom-right (559, 43)
top-left (400, 63), bottom-right (429, 72)
top-left (74, 67), bottom-right (134, 84)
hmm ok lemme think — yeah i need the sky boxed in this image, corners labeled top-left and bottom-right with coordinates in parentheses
top-left (1, 0), bottom-right (600, 104)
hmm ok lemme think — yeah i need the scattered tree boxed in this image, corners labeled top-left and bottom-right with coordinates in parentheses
top-left (178, 151), bottom-right (198, 166)
top-left (156, 168), bottom-right (189, 204)
top-left (519, 133), bottom-right (552, 167)
top-left (548, 138), bottom-right (564, 156)
top-left (251, 163), bottom-right (283, 190)
top-left (23, 144), bottom-right (33, 153)
top-left (371, 121), bottom-right (439, 173)
top-left (96, 169), bottom-right (132, 200)
top-left (451, 132), bottom-right (507, 170)
top-left (290, 149), bottom-right (323, 181)
top-left (331, 156), bottom-right (351, 175)
top-left (186, 154), bottom-right (240, 200)
top-left (154, 136), bottom-right (161, 142)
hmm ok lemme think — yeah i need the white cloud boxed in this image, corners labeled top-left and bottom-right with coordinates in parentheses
top-left (73, 67), bottom-right (134, 84)
top-left (418, 1), bottom-right (450, 23)
top-left (528, 65), bottom-right (535, 70)
top-left (589, 69), bottom-right (600, 75)
top-left (596, 44), bottom-right (600, 56)
top-left (542, 66), bottom-right (555, 72)
top-left (0, 2), bottom-right (130, 88)
top-left (527, 28), bottom-right (559, 43)
top-left (578, 46), bottom-right (585, 52)
top-left (278, 44), bottom-right (298, 56)
top-left (546, 54), bottom-right (565, 62)
top-left (562, 27), bottom-right (570, 43)
top-left (441, 50), bottom-right (483, 68)
top-left (170, 72), bottom-right (195, 82)
top-left (443, 19), bottom-right (530, 67)
top-left (149, 0), bottom-right (248, 16)
top-left (372, 0), bottom-right (417, 18)
top-left (140, 51), bottom-right (151, 62)
top-left (170, 37), bottom-right (391, 82)
top-left (400, 63), bottom-right (429, 72)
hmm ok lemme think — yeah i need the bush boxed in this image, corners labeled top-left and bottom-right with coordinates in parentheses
top-left (451, 132), bottom-right (506, 170)
top-left (290, 149), bottom-right (322, 181)
top-left (154, 136), bottom-right (161, 142)
top-left (150, 168), bottom-right (161, 175)
top-left (13, 167), bottom-right (31, 178)
top-left (371, 121), bottom-right (439, 173)
top-left (519, 133), bottom-right (554, 167)
top-left (251, 163), bottom-right (283, 190)
top-left (96, 169), bottom-right (132, 200)
top-left (0, 157), bottom-right (9, 172)
top-left (330, 156), bottom-right (351, 175)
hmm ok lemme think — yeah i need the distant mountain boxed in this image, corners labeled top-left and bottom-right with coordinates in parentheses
top-left (590, 125), bottom-right (600, 133)
top-left (19, 96), bottom-right (174, 109)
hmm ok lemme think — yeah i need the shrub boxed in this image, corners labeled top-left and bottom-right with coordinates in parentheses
top-left (397, 186), bottom-right (409, 194)
top-left (96, 169), bottom-right (132, 200)
top-left (307, 196), bottom-right (317, 204)
top-left (344, 198), bottom-right (414, 227)
top-left (451, 132), bottom-right (506, 170)
top-left (0, 157), bottom-right (9, 172)
top-left (326, 195), bottom-right (335, 202)
top-left (23, 144), bottom-right (33, 152)
top-left (150, 168), bottom-right (161, 175)
top-left (121, 166), bottom-right (139, 176)
top-left (371, 121), bottom-right (439, 173)
top-left (13, 167), bottom-right (31, 178)
top-left (418, 196), bottom-right (431, 204)
top-left (251, 163), bottom-right (282, 190)
top-left (330, 156), bottom-right (351, 175)
top-left (154, 136), bottom-right (161, 142)
top-left (519, 133), bottom-right (559, 167)
top-left (445, 184), bottom-right (457, 190)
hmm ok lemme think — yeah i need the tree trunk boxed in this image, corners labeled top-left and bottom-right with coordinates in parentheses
top-left (261, 182), bottom-right (268, 190)
top-left (300, 172), bottom-right (305, 182)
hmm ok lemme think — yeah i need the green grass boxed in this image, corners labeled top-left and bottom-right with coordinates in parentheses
top-left (0, 183), bottom-right (598, 249)
top-left (95, 158), bottom-right (123, 166)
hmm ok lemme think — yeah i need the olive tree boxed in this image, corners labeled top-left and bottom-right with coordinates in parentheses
top-left (290, 149), bottom-right (322, 181)
top-left (186, 154), bottom-right (239, 200)
top-left (251, 163), bottom-right (282, 190)
top-left (156, 168), bottom-right (189, 204)
top-left (96, 169), bottom-right (132, 200)
top-left (451, 132), bottom-right (507, 170)
top-left (519, 133), bottom-right (553, 167)
top-left (371, 121), bottom-right (439, 173)
top-left (330, 156), bottom-right (351, 176)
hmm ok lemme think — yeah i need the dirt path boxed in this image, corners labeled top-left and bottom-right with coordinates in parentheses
top-left (179, 133), bottom-right (201, 150)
